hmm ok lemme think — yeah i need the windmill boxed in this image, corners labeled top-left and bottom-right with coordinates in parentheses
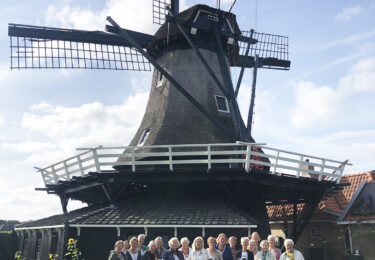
top-left (9, 0), bottom-right (289, 149)
top-left (9, 1), bottom-right (349, 259)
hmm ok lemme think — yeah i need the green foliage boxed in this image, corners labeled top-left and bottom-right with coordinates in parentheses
top-left (49, 253), bottom-right (59, 259)
top-left (0, 231), bottom-right (13, 260)
top-left (14, 251), bottom-right (23, 260)
top-left (64, 238), bottom-right (84, 260)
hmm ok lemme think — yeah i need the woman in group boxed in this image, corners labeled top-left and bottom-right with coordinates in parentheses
top-left (126, 237), bottom-right (142, 260)
top-left (143, 240), bottom-right (158, 260)
top-left (206, 237), bottom-right (223, 260)
top-left (179, 237), bottom-right (192, 260)
top-left (123, 240), bottom-right (130, 252)
top-left (235, 237), bottom-right (254, 260)
top-left (187, 237), bottom-right (209, 260)
top-left (247, 240), bottom-right (257, 257)
top-left (250, 233), bottom-right (261, 251)
top-left (254, 241), bottom-right (275, 260)
top-left (163, 237), bottom-right (184, 260)
top-left (228, 236), bottom-right (238, 260)
top-left (267, 236), bottom-right (281, 260)
top-left (215, 233), bottom-right (232, 260)
top-left (109, 240), bottom-right (126, 260)
top-left (279, 239), bottom-right (304, 260)
top-left (155, 237), bottom-right (165, 259)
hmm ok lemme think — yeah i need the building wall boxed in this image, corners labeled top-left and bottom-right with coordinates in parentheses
top-left (270, 222), bottom-right (345, 260)
top-left (349, 223), bottom-right (375, 259)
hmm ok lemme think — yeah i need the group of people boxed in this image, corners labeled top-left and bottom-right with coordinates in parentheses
top-left (109, 232), bottom-right (304, 260)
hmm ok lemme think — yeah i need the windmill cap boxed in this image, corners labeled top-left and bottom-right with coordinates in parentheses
top-left (147, 4), bottom-right (241, 60)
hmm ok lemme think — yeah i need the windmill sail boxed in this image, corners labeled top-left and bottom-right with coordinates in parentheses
top-left (8, 23), bottom-right (152, 71)
top-left (236, 30), bottom-right (290, 70)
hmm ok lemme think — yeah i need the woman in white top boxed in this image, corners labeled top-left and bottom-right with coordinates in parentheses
top-left (206, 237), bottom-right (223, 260)
top-left (187, 237), bottom-right (209, 260)
top-left (179, 237), bottom-right (192, 260)
top-left (279, 239), bottom-right (304, 260)
top-left (126, 237), bottom-right (142, 260)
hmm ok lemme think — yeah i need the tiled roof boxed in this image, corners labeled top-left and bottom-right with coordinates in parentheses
top-left (16, 196), bottom-right (257, 228)
top-left (267, 171), bottom-right (375, 221)
top-left (72, 196), bottom-right (256, 226)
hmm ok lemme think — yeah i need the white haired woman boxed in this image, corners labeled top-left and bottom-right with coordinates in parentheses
top-left (254, 240), bottom-right (275, 260)
top-left (108, 240), bottom-right (126, 260)
top-left (143, 240), bottom-right (157, 260)
top-left (163, 237), bottom-right (184, 260)
top-left (206, 237), bottom-right (223, 260)
top-left (267, 236), bottom-right (281, 260)
top-left (279, 239), bottom-right (304, 260)
top-left (187, 237), bottom-right (209, 260)
top-left (235, 237), bottom-right (254, 260)
top-left (247, 240), bottom-right (257, 257)
top-left (179, 237), bottom-right (192, 260)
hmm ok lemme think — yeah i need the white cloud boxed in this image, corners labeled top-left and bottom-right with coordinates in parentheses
top-left (45, 0), bottom-right (160, 34)
top-left (3, 141), bottom-right (56, 153)
top-left (338, 57), bottom-right (375, 95)
top-left (291, 81), bottom-right (341, 128)
top-left (335, 6), bottom-right (363, 21)
top-left (317, 29), bottom-right (375, 50)
top-left (19, 91), bottom-right (148, 165)
top-left (0, 113), bottom-right (4, 126)
top-left (291, 57), bottom-right (375, 128)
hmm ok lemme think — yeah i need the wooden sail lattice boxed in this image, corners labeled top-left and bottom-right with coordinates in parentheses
top-left (9, 24), bottom-right (151, 71)
top-left (239, 31), bottom-right (289, 69)
top-left (153, 0), bottom-right (172, 25)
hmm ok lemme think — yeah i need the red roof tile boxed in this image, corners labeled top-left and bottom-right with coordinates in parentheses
top-left (267, 171), bottom-right (375, 221)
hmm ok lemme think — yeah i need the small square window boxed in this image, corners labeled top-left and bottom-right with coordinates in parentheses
top-left (215, 95), bottom-right (229, 113)
top-left (137, 128), bottom-right (151, 146)
top-left (311, 227), bottom-right (322, 237)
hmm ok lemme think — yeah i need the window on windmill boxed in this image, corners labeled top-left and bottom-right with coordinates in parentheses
top-left (137, 128), bottom-right (151, 146)
top-left (215, 95), bottom-right (230, 113)
top-left (157, 70), bottom-right (164, 87)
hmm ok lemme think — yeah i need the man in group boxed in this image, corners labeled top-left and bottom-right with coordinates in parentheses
top-left (138, 234), bottom-right (148, 254)
top-left (279, 239), bottom-right (304, 260)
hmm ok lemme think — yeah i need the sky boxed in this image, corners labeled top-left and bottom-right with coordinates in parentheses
top-left (0, 0), bottom-right (375, 221)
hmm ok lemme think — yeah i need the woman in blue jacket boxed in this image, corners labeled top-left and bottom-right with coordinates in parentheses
top-left (163, 237), bottom-right (184, 260)
top-left (215, 233), bottom-right (233, 260)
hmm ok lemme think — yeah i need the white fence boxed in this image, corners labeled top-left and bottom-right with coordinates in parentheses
top-left (35, 142), bottom-right (351, 186)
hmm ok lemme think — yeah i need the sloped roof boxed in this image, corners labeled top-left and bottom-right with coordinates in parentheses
top-left (267, 171), bottom-right (375, 221)
top-left (16, 196), bottom-right (257, 229)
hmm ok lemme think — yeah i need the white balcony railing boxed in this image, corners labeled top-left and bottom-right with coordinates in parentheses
top-left (35, 142), bottom-right (351, 186)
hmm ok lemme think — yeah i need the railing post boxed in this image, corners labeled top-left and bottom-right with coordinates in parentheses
top-left (245, 144), bottom-right (251, 172)
top-left (92, 148), bottom-right (101, 173)
top-left (296, 156), bottom-right (303, 178)
top-left (169, 146), bottom-right (173, 171)
top-left (39, 170), bottom-right (47, 186)
top-left (63, 161), bottom-right (70, 181)
top-left (319, 159), bottom-right (325, 182)
top-left (207, 145), bottom-right (211, 171)
top-left (131, 147), bottom-right (136, 172)
top-left (77, 155), bottom-right (84, 176)
top-left (273, 150), bottom-right (280, 175)
top-left (51, 165), bottom-right (59, 184)
top-left (336, 164), bottom-right (345, 184)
